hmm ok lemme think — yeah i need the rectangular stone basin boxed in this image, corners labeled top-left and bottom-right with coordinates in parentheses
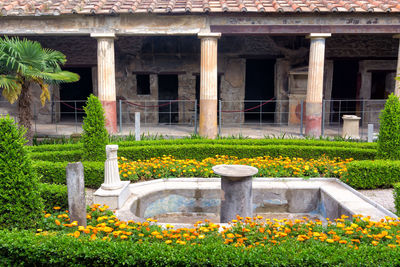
top-left (117, 178), bottom-right (396, 224)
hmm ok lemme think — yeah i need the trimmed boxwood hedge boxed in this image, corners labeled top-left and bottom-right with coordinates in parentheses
top-left (342, 160), bottom-right (400, 189)
top-left (30, 150), bottom-right (83, 162)
top-left (0, 231), bottom-right (399, 266)
top-left (118, 144), bottom-right (376, 161)
top-left (32, 161), bottom-right (104, 188)
top-left (29, 144), bottom-right (376, 162)
top-left (27, 143), bottom-right (82, 152)
top-left (117, 138), bottom-right (378, 149)
top-left (38, 183), bottom-right (68, 211)
top-left (28, 138), bottom-right (377, 153)
top-left (394, 183), bottom-right (400, 216)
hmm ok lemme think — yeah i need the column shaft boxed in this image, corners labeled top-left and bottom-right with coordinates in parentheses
top-left (92, 33), bottom-right (117, 133)
top-left (305, 34), bottom-right (330, 137)
top-left (198, 33), bottom-right (220, 139)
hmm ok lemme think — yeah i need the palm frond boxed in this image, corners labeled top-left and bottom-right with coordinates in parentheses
top-left (0, 75), bottom-right (22, 104)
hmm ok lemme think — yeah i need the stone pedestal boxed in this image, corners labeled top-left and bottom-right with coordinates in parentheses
top-left (198, 33), bottom-right (221, 139)
top-left (91, 33), bottom-right (117, 134)
top-left (342, 115), bottom-right (361, 139)
top-left (305, 33), bottom-right (331, 137)
top-left (212, 165), bottom-right (258, 223)
top-left (94, 145), bottom-right (130, 209)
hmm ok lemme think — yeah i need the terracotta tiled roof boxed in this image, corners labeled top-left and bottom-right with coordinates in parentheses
top-left (0, 0), bottom-right (399, 16)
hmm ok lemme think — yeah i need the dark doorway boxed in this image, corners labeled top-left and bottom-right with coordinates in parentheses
top-left (330, 60), bottom-right (359, 123)
top-left (158, 75), bottom-right (179, 123)
top-left (244, 59), bottom-right (275, 122)
top-left (59, 67), bottom-right (93, 121)
top-left (370, 71), bottom-right (395, 99)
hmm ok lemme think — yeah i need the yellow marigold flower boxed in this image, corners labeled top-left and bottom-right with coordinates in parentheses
top-left (165, 240), bottom-right (173, 244)
top-left (120, 235), bottom-right (128, 240)
top-left (73, 231), bottom-right (80, 238)
top-left (44, 214), bottom-right (51, 218)
top-left (53, 207), bottom-right (61, 210)
top-left (198, 234), bottom-right (205, 239)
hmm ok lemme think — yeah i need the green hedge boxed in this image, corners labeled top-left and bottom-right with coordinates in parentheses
top-left (394, 183), bottom-right (400, 216)
top-left (38, 183), bottom-right (68, 212)
top-left (28, 139), bottom-right (376, 153)
top-left (29, 144), bottom-right (375, 162)
top-left (118, 144), bottom-right (376, 161)
top-left (343, 160), bottom-right (400, 189)
top-left (117, 138), bottom-right (377, 149)
top-left (28, 143), bottom-right (82, 152)
top-left (30, 150), bottom-right (82, 162)
top-left (32, 161), bottom-right (104, 188)
top-left (0, 231), bottom-right (399, 266)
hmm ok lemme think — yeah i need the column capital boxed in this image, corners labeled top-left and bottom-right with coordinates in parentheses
top-left (307, 33), bottom-right (331, 39)
top-left (90, 32), bottom-right (116, 39)
top-left (198, 32), bottom-right (221, 39)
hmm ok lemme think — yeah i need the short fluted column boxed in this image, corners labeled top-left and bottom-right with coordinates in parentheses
top-left (102, 145), bottom-right (123, 190)
top-left (394, 35), bottom-right (400, 97)
top-left (305, 33), bottom-right (331, 137)
top-left (198, 33), bottom-right (221, 139)
top-left (91, 33), bottom-right (117, 134)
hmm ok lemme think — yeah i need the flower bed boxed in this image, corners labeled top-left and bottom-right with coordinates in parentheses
top-left (2, 204), bottom-right (399, 265)
top-left (118, 155), bottom-right (351, 181)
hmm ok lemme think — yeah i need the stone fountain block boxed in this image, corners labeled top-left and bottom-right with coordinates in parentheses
top-left (94, 181), bottom-right (130, 210)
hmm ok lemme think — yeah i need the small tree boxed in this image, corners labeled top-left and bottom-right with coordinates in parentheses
top-left (82, 94), bottom-right (108, 161)
top-left (377, 93), bottom-right (400, 159)
top-left (0, 37), bottom-right (80, 143)
top-left (0, 115), bottom-right (43, 229)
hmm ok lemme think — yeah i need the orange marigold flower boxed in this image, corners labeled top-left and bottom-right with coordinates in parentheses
top-left (55, 219), bottom-right (61, 226)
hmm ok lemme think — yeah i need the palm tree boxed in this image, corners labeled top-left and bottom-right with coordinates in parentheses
top-left (0, 36), bottom-right (79, 143)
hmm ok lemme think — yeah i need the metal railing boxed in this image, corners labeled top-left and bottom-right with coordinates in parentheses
top-left (0, 98), bottom-right (388, 139)
top-left (118, 99), bottom-right (198, 134)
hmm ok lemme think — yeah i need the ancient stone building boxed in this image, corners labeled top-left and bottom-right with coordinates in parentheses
top-left (0, 0), bottom-right (399, 137)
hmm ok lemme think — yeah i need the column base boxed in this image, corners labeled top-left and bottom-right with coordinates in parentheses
top-left (94, 181), bottom-right (130, 210)
top-left (101, 100), bottom-right (117, 134)
top-left (305, 102), bottom-right (322, 137)
top-left (199, 99), bottom-right (218, 139)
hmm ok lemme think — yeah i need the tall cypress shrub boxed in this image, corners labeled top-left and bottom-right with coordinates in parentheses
top-left (377, 93), bottom-right (400, 159)
top-left (0, 116), bottom-right (43, 229)
top-left (82, 94), bottom-right (108, 161)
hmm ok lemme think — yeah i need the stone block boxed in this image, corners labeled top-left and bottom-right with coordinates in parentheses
top-left (94, 181), bottom-right (131, 210)
top-left (66, 162), bottom-right (87, 226)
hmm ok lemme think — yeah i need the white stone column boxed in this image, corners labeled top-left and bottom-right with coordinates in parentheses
top-left (198, 33), bottom-right (221, 139)
top-left (394, 35), bottom-right (400, 96)
top-left (102, 145), bottom-right (123, 190)
top-left (91, 33), bottom-right (117, 134)
top-left (305, 33), bottom-right (331, 137)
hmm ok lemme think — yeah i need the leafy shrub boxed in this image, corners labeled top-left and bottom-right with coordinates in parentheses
top-left (0, 116), bottom-right (43, 229)
top-left (394, 183), bottom-right (400, 216)
top-left (82, 94), bottom-right (108, 161)
top-left (33, 161), bottom-right (104, 188)
top-left (38, 183), bottom-right (68, 211)
top-left (343, 160), bottom-right (400, 189)
top-left (377, 94), bottom-right (400, 159)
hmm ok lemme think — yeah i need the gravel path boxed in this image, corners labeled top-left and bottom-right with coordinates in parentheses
top-left (358, 189), bottom-right (395, 213)
top-left (86, 188), bottom-right (397, 214)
